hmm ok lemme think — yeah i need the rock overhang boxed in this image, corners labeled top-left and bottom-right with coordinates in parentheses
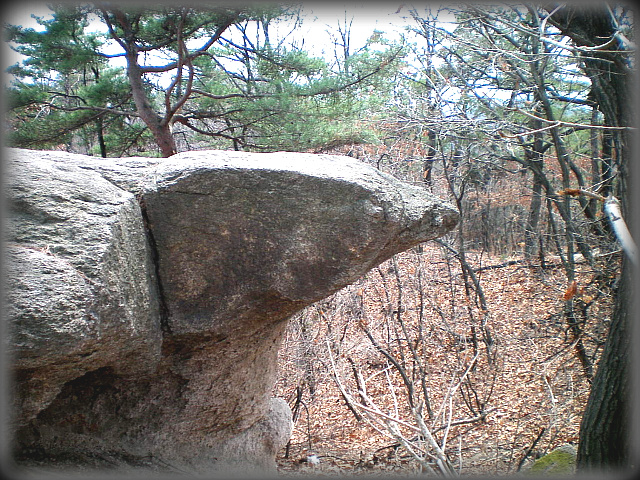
top-left (6, 147), bottom-right (459, 474)
top-left (141, 150), bottom-right (458, 335)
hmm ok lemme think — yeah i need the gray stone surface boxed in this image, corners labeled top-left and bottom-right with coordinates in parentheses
top-left (6, 148), bottom-right (458, 474)
top-left (6, 151), bottom-right (162, 426)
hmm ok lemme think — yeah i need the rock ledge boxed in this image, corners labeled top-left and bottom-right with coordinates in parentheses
top-left (6, 148), bottom-right (458, 474)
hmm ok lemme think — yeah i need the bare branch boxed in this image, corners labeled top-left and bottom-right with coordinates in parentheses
top-left (48, 103), bottom-right (138, 117)
top-left (511, 107), bottom-right (635, 131)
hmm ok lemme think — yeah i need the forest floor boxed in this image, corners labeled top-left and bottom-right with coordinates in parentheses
top-left (272, 243), bottom-right (616, 476)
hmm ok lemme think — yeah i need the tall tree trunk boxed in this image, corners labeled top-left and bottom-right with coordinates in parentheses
top-left (577, 259), bottom-right (631, 470)
top-left (524, 102), bottom-right (545, 260)
top-left (524, 173), bottom-right (542, 258)
top-left (546, 5), bottom-right (635, 472)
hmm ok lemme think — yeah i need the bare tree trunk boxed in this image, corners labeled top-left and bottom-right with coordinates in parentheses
top-left (577, 260), bottom-right (631, 470)
top-left (545, 5), bottom-right (635, 472)
top-left (523, 109), bottom-right (545, 259)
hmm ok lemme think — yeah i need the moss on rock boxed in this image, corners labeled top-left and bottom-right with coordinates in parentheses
top-left (527, 445), bottom-right (576, 475)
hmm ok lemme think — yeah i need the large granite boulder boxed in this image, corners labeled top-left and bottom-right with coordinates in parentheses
top-left (6, 151), bottom-right (162, 428)
top-left (5, 148), bottom-right (458, 474)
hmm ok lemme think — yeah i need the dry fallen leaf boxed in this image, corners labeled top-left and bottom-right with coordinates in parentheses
top-left (563, 281), bottom-right (578, 300)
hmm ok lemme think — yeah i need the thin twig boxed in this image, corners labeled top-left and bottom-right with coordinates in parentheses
top-left (325, 338), bottom-right (363, 422)
top-left (510, 107), bottom-right (634, 130)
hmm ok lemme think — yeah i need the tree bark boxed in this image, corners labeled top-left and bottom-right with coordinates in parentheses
top-left (96, 116), bottom-right (107, 158)
top-left (125, 50), bottom-right (177, 157)
top-left (545, 5), bottom-right (635, 472)
top-left (523, 101), bottom-right (545, 260)
top-left (576, 259), bottom-right (631, 470)
top-left (99, 6), bottom-right (178, 157)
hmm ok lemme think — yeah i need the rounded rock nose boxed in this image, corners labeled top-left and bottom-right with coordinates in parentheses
top-left (396, 185), bottom-right (460, 248)
top-left (436, 201), bottom-right (461, 231)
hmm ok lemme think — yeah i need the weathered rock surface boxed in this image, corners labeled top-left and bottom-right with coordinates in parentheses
top-left (6, 148), bottom-right (458, 474)
top-left (6, 151), bottom-right (162, 428)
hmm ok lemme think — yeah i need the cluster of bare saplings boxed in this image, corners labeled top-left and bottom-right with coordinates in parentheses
top-left (274, 126), bottom-right (622, 474)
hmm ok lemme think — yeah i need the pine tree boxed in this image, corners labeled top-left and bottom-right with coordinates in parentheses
top-left (6, 4), bottom-right (400, 156)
